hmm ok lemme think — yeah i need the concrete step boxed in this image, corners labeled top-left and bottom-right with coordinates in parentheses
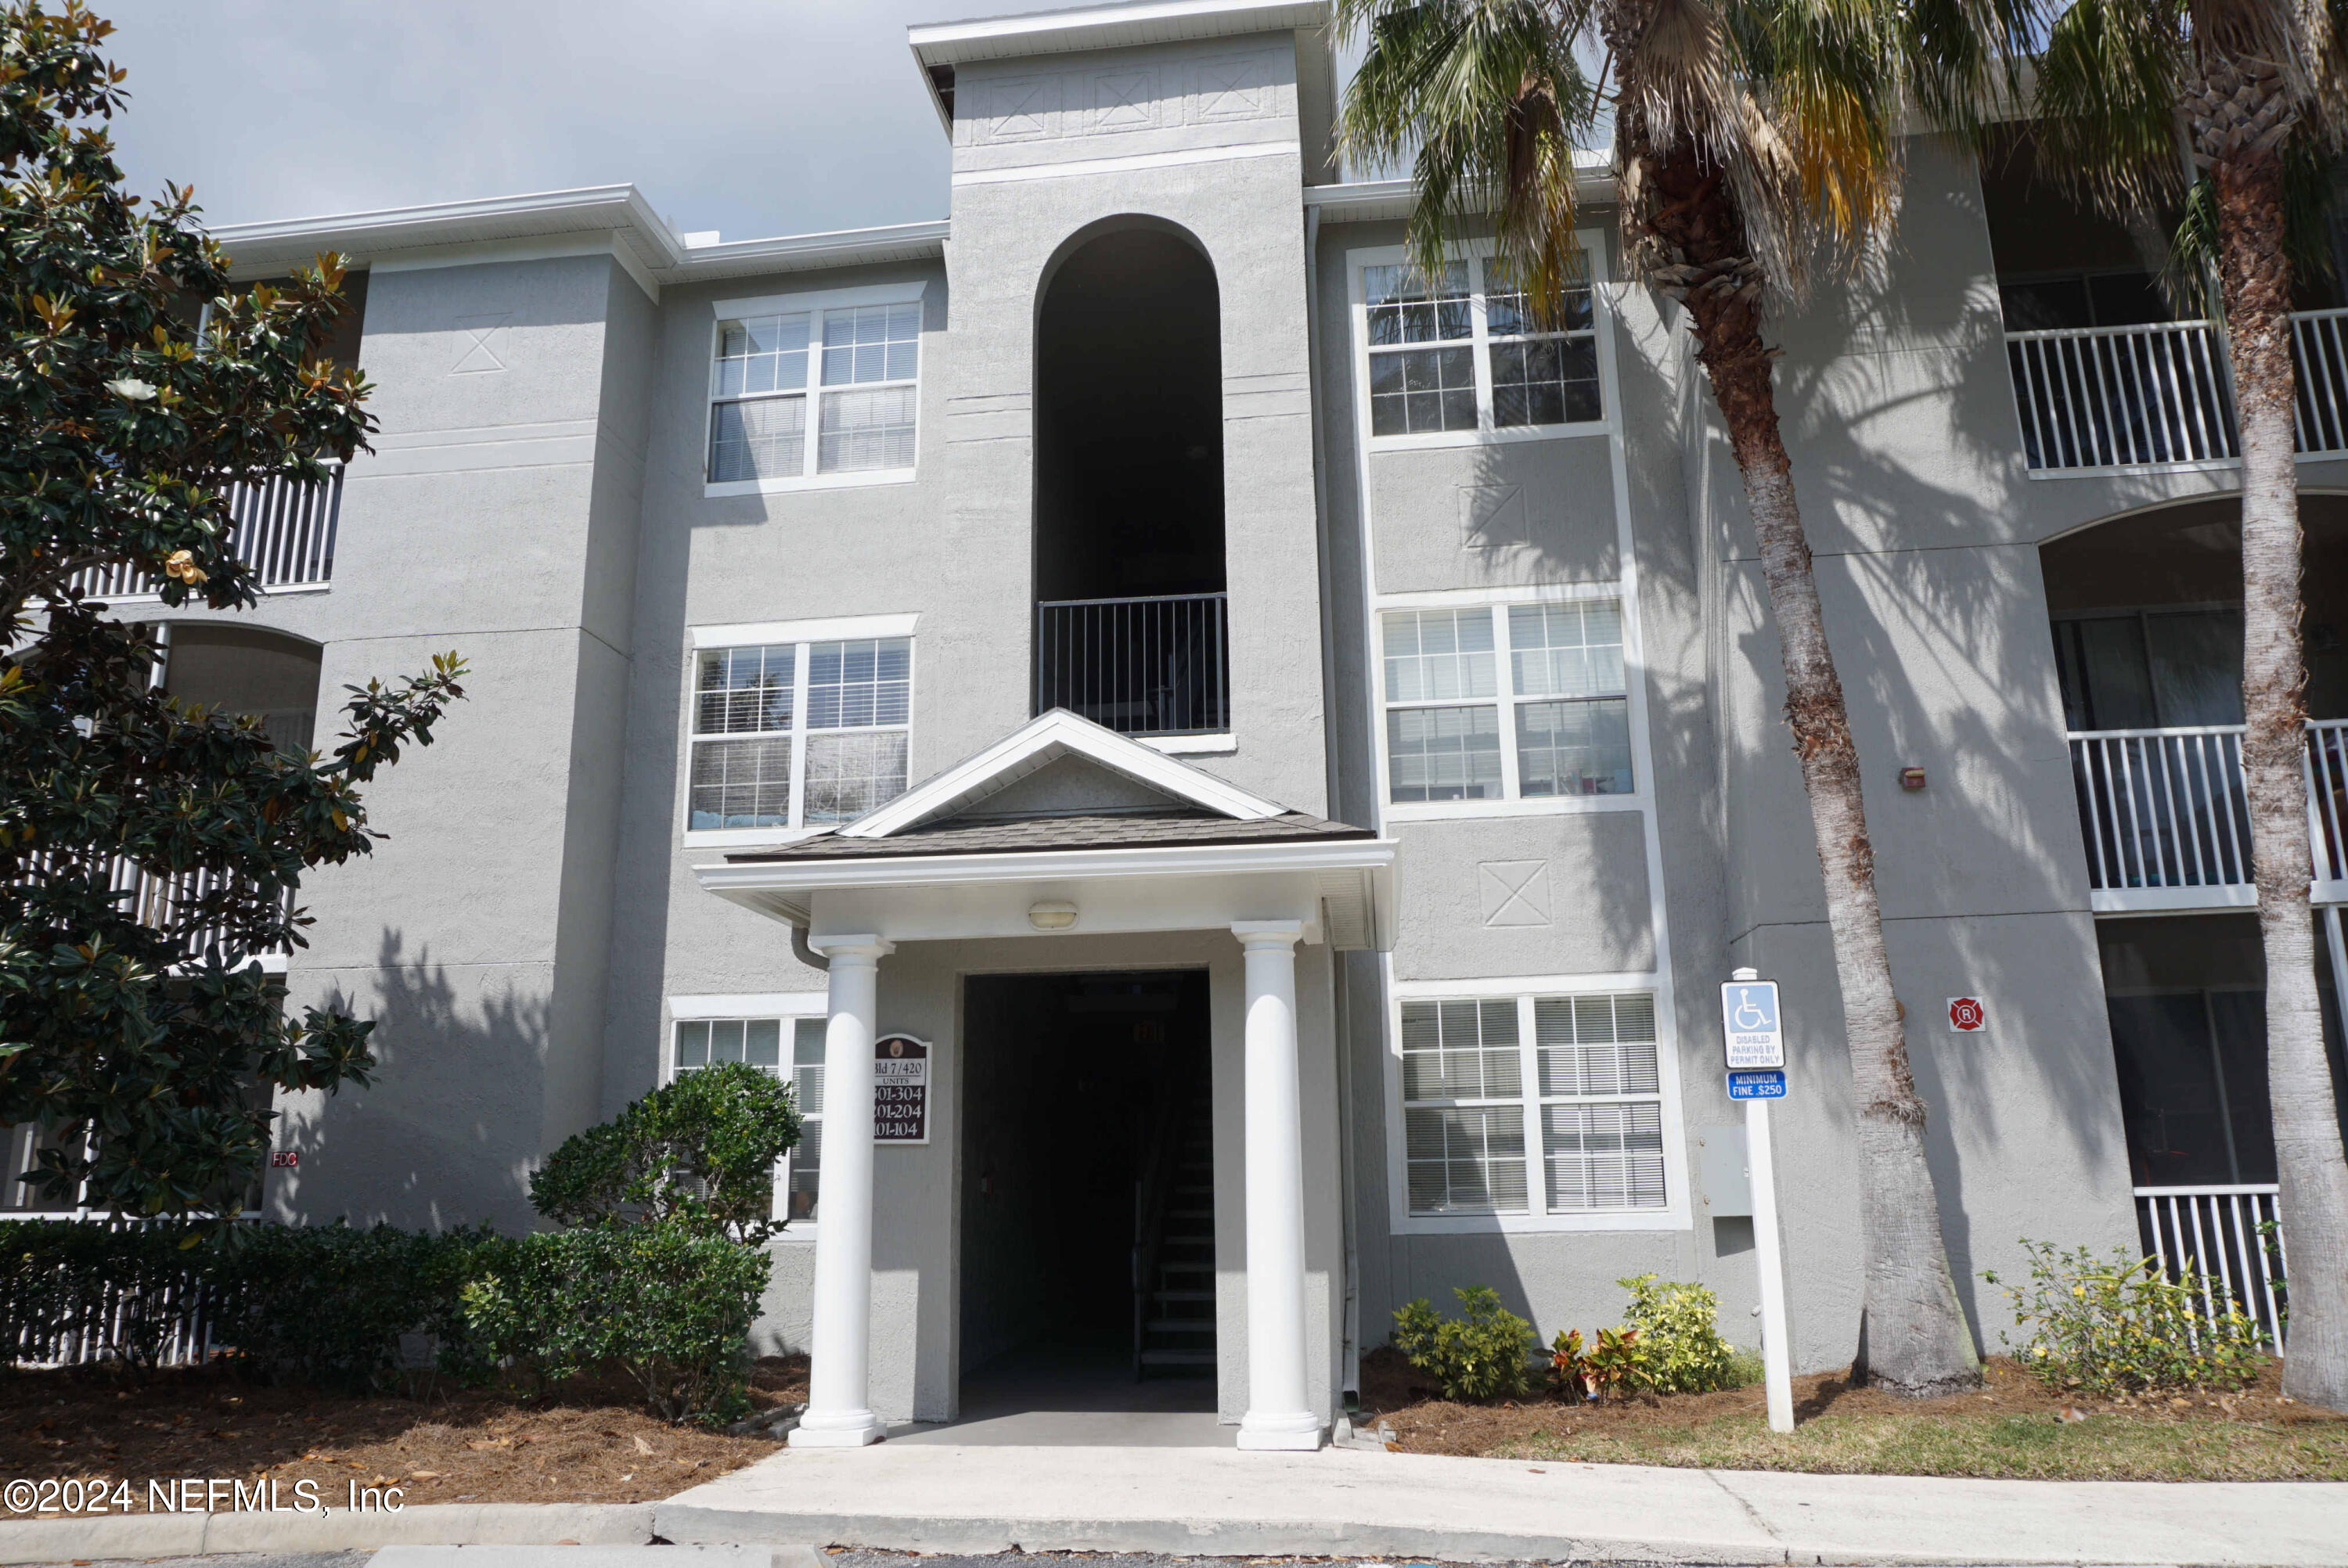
top-left (1154, 1289), bottom-right (1215, 1301)
top-left (1145, 1319), bottom-right (1214, 1334)
top-left (1140, 1348), bottom-right (1215, 1366)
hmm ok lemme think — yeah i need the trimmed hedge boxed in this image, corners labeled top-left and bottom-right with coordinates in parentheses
top-left (0, 1219), bottom-right (492, 1391)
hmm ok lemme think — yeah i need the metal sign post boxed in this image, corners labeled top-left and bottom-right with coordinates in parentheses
top-left (1721, 969), bottom-right (1795, 1434)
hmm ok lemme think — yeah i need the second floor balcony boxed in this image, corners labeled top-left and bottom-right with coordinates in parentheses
top-left (1035, 591), bottom-right (1230, 739)
top-left (2008, 311), bottom-right (2348, 473)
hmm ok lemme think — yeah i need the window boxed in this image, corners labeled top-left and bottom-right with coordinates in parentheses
top-left (1362, 253), bottom-right (1600, 440)
top-left (1381, 599), bottom-right (1631, 804)
top-left (708, 295), bottom-right (921, 486)
top-left (688, 636), bottom-right (912, 833)
top-left (672, 1014), bottom-right (826, 1225)
top-left (1399, 991), bottom-right (1666, 1221)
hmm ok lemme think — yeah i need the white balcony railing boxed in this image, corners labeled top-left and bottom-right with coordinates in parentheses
top-left (2067, 718), bottom-right (2348, 910)
top-left (2007, 308), bottom-right (2348, 473)
top-left (2136, 1184), bottom-right (2287, 1348)
top-left (17, 852), bottom-right (291, 970)
top-left (70, 466), bottom-right (344, 600)
top-left (1035, 592), bottom-right (1230, 737)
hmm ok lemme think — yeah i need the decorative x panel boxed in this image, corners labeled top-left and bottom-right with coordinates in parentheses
top-left (1478, 860), bottom-right (1553, 928)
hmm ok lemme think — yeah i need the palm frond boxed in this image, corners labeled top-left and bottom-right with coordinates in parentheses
top-left (2034, 0), bottom-right (2189, 216)
top-left (1334, 0), bottom-right (1597, 323)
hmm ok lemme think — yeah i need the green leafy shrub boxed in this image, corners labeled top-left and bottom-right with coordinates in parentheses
top-left (1392, 1286), bottom-right (1536, 1401)
top-left (530, 1061), bottom-right (801, 1244)
top-left (1986, 1240), bottom-right (2267, 1395)
top-left (459, 1221), bottom-right (769, 1424)
top-left (1617, 1272), bottom-right (1742, 1394)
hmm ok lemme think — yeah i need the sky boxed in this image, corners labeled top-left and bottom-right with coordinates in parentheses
top-left (96, 2), bottom-right (1367, 245)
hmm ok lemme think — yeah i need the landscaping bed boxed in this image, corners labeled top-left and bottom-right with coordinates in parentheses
top-left (1356, 1347), bottom-right (2348, 1480)
top-left (0, 1354), bottom-right (808, 1507)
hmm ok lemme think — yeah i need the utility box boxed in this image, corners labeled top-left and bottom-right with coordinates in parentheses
top-left (1698, 1124), bottom-right (1752, 1217)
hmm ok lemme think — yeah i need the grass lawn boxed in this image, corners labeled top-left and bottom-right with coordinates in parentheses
top-left (0, 1354), bottom-right (808, 1508)
top-left (1356, 1349), bottom-right (2348, 1480)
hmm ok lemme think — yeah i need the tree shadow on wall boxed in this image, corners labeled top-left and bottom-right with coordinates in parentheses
top-left (272, 928), bottom-right (553, 1235)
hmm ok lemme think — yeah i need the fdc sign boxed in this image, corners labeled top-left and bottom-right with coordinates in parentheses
top-left (1720, 978), bottom-right (1784, 1069)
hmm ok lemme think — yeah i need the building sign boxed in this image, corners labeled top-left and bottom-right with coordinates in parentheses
top-left (1720, 978), bottom-right (1784, 1069)
top-left (1946, 996), bottom-right (1988, 1034)
top-left (269, 1151), bottom-right (299, 1168)
top-left (875, 1034), bottom-right (930, 1145)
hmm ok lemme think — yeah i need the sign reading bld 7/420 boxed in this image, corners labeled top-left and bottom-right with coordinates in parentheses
top-left (874, 1033), bottom-right (930, 1145)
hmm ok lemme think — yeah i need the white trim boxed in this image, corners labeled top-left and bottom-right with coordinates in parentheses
top-left (698, 833), bottom-right (1395, 901)
top-left (1348, 236), bottom-right (1617, 450)
top-left (690, 613), bottom-right (920, 651)
top-left (954, 142), bottom-right (1297, 186)
top-left (1382, 976), bottom-right (1690, 1235)
top-left (668, 991), bottom-right (830, 1020)
top-left (1373, 581), bottom-right (1626, 611)
top-left (1384, 795), bottom-right (1648, 822)
top-left (840, 708), bottom-right (1286, 838)
top-left (1141, 732), bottom-right (1238, 755)
top-left (711, 281), bottom-right (928, 321)
top-left (701, 283), bottom-right (927, 497)
top-left (679, 626), bottom-right (917, 848)
top-left (909, 1), bottom-right (1326, 67)
top-left (704, 469), bottom-right (917, 499)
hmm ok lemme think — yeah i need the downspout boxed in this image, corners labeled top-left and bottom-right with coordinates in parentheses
top-left (1302, 197), bottom-right (1363, 1405)
top-left (790, 921), bottom-right (830, 973)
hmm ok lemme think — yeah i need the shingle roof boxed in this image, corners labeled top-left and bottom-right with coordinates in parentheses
top-left (725, 811), bottom-right (1374, 862)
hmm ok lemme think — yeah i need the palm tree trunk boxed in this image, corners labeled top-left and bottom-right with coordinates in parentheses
top-left (2209, 137), bottom-right (2348, 1411)
top-left (1640, 142), bottom-right (1982, 1395)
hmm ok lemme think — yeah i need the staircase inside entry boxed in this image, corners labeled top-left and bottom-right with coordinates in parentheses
top-left (1134, 1088), bottom-right (1215, 1376)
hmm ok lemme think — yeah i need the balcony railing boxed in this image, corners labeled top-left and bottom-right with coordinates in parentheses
top-left (2136, 1184), bottom-right (2287, 1348)
top-left (2068, 719), bottom-right (2348, 910)
top-left (1035, 592), bottom-right (1230, 738)
top-left (2007, 308), bottom-right (2348, 472)
top-left (17, 852), bottom-right (292, 969)
top-left (70, 466), bottom-right (344, 600)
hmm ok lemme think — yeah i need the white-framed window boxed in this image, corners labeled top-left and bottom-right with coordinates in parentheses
top-left (684, 620), bottom-right (913, 842)
top-left (1380, 595), bottom-right (1631, 807)
top-left (670, 994), bottom-right (827, 1232)
top-left (704, 285), bottom-right (923, 494)
top-left (1393, 988), bottom-right (1670, 1228)
top-left (1356, 245), bottom-right (1604, 446)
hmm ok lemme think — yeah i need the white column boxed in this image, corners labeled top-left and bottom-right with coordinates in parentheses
top-left (790, 935), bottom-right (892, 1448)
top-left (1232, 919), bottom-right (1322, 1451)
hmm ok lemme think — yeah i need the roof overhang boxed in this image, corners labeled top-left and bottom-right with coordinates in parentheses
top-left (1302, 154), bottom-right (1619, 225)
top-left (207, 185), bottom-right (948, 299)
top-left (697, 834), bottom-right (1397, 951)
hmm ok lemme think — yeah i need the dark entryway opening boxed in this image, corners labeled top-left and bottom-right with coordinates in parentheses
top-left (1031, 225), bottom-right (1230, 738)
top-left (959, 969), bottom-right (1215, 1401)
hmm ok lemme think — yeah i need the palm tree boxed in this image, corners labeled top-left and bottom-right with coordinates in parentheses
top-left (1336, 0), bottom-right (2018, 1395)
top-left (2030, 0), bottom-right (2348, 1412)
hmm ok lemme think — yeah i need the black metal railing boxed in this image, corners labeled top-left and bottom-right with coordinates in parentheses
top-left (1035, 592), bottom-right (1230, 737)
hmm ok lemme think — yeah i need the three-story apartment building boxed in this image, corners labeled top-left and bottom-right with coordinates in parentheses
top-left (25, 0), bottom-right (2348, 1448)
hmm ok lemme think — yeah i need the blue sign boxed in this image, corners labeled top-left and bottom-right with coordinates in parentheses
top-left (1727, 1069), bottom-right (1787, 1100)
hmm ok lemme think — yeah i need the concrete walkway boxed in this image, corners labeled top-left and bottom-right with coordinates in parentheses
top-left (656, 1441), bottom-right (2348, 1566)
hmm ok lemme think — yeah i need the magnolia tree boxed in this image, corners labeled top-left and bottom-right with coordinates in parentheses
top-left (0, 0), bottom-right (464, 1221)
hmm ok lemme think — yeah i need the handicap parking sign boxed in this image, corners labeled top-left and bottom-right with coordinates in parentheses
top-left (1720, 979), bottom-right (1784, 1069)
top-left (1727, 1069), bottom-right (1788, 1100)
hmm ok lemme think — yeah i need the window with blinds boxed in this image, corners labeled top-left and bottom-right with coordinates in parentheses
top-left (708, 297), bottom-right (921, 486)
top-left (688, 636), bottom-right (912, 832)
top-left (1399, 991), bottom-right (1667, 1221)
top-left (1381, 599), bottom-right (1631, 805)
top-left (672, 1014), bottom-right (826, 1227)
top-left (1362, 253), bottom-right (1600, 441)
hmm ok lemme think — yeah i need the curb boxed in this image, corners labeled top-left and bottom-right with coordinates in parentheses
top-left (650, 1503), bottom-right (1900, 1566)
top-left (0, 1501), bottom-right (657, 1563)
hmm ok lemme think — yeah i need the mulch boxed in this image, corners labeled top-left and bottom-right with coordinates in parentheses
top-left (1352, 1345), bottom-right (2344, 1456)
top-left (0, 1354), bottom-right (808, 1507)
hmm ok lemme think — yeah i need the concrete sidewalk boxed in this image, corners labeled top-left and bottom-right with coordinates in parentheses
top-left (655, 1441), bottom-right (2348, 1566)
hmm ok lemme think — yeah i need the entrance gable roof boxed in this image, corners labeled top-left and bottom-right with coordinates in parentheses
top-left (840, 708), bottom-right (1286, 840)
